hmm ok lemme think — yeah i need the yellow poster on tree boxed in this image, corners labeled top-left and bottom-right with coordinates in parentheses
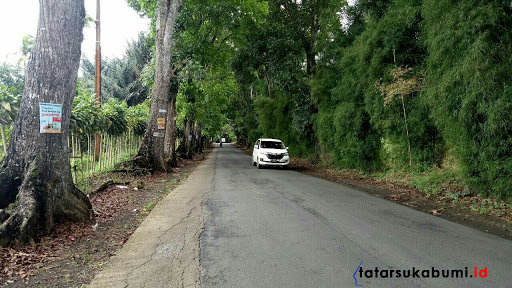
top-left (157, 118), bottom-right (165, 130)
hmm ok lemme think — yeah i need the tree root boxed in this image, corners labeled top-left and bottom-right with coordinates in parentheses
top-left (0, 161), bottom-right (92, 247)
top-left (0, 163), bottom-right (21, 209)
top-left (0, 169), bottom-right (39, 246)
top-left (116, 157), bottom-right (156, 175)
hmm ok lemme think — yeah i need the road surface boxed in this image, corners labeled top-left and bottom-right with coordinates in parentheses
top-left (89, 144), bottom-right (512, 287)
top-left (200, 144), bottom-right (512, 288)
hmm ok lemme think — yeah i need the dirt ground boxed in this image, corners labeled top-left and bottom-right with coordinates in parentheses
top-left (236, 145), bottom-right (512, 240)
top-left (0, 151), bottom-right (209, 288)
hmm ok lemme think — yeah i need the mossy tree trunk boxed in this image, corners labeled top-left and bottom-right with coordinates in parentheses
top-left (0, 0), bottom-right (92, 246)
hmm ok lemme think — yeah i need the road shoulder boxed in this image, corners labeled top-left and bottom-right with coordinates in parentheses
top-left (88, 150), bottom-right (216, 288)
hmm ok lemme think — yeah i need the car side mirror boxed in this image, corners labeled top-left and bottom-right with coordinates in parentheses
top-left (286, 147), bottom-right (289, 150)
top-left (254, 145), bottom-right (258, 149)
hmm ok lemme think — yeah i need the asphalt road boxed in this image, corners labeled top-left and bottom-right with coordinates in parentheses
top-left (200, 144), bottom-right (512, 288)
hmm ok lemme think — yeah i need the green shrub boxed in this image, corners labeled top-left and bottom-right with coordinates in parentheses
top-left (422, 0), bottom-right (512, 199)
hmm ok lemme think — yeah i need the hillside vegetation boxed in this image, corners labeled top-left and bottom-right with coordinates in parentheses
top-left (228, 0), bottom-right (512, 200)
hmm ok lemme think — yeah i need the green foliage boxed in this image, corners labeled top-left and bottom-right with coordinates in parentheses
top-left (176, 66), bottom-right (233, 139)
top-left (231, 0), bottom-right (342, 156)
top-left (227, 88), bottom-right (259, 146)
top-left (0, 86), bottom-right (20, 126)
top-left (313, 0), bottom-right (444, 171)
top-left (126, 102), bottom-right (149, 136)
top-left (376, 66), bottom-right (444, 169)
top-left (126, 0), bottom-right (271, 145)
top-left (422, 0), bottom-right (512, 198)
top-left (316, 33), bottom-right (383, 170)
top-left (101, 100), bottom-right (128, 136)
top-left (21, 35), bottom-right (34, 57)
top-left (81, 33), bottom-right (152, 106)
top-left (71, 79), bottom-right (148, 136)
top-left (0, 62), bottom-right (23, 158)
top-left (0, 63), bottom-right (24, 96)
top-left (411, 167), bottom-right (461, 195)
top-left (330, 100), bottom-right (381, 171)
top-left (69, 82), bottom-right (147, 186)
top-left (172, 0), bottom-right (269, 141)
top-left (71, 80), bottom-right (103, 135)
top-left (253, 96), bottom-right (314, 157)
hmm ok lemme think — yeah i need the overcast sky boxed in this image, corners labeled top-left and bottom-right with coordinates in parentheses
top-left (0, 0), bottom-right (149, 64)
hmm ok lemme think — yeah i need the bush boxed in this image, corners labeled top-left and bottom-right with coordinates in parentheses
top-left (253, 96), bottom-right (314, 158)
top-left (422, 0), bottom-right (512, 199)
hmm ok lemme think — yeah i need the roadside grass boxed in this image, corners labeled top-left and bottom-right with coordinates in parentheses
top-left (373, 166), bottom-right (512, 219)
top-left (139, 202), bottom-right (155, 221)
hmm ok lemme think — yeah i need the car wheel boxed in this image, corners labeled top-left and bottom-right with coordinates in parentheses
top-left (257, 160), bottom-right (262, 169)
top-left (252, 158), bottom-right (256, 166)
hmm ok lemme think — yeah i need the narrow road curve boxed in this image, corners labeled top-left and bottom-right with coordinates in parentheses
top-left (200, 144), bottom-right (512, 288)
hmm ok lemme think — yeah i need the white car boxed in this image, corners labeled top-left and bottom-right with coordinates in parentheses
top-left (252, 138), bottom-right (290, 169)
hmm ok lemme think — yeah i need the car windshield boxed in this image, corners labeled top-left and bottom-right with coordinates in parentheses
top-left (261, 141), bottom-right (285, 149)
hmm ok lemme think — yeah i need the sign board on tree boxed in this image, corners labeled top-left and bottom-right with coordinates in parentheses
top-left (39, 103), bottom-right (62, 134)
top-left (153, 132), bottom-right (165, 138)
top-left (157, 118), bottom-right (165, 130)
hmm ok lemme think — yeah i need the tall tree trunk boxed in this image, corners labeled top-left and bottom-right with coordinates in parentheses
top-left (265, 75), bottom-right (274, 99)
top-left (164, 96), bottom-right (177, 167)
top-left (192, 122), bottom-right (198, 153)
top-left (306, 2), bottom-right (317, 78)
top-left (178, 119), bottom-right (194, 159)
top-left (400, 95), bottom-right (412, 166)
top-left (134, 0), bottom-right (181, 172)
top-left (184, 119), bottom-right (193, 158)
top-left (0, 124), bottom-right (7, 156)
top-left (0, 0), bottom-right (91, 246)
top-left (196, 125), bottom-right (203, 153)
top-left (307, 0), bottom-right (320, 161)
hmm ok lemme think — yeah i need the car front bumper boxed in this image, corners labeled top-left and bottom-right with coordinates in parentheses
top-left (258, 156), bottom-right (290, 167)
